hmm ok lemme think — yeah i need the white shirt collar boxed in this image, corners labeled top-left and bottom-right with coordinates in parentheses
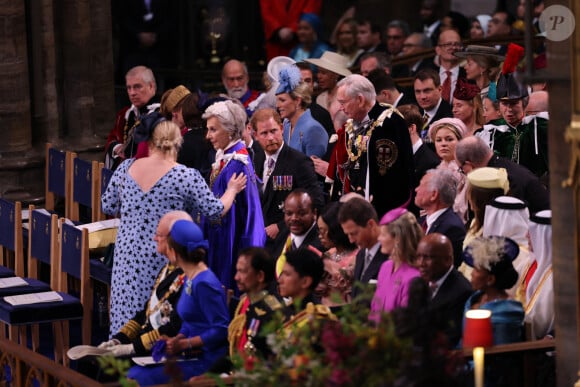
top-left (425, 98), bottom-right (443, 122)
top-left (412, 138), bottom-right (423, 154)
top-left (431, 264), bottom-right (453, 298)
top-left (291, 221), bottom-right (316, 248)
top-left (425, 207), bottom-right (448, 232)
top-left (393, 93), bottom-right (404, 107)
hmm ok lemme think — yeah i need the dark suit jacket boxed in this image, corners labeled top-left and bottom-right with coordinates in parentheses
top-left (422, 99), bottom-right (453, 128)
top-left (427, 207), bottom-right (466, 268)
top-left (394, 92), bottom-right (417, 108)
top-left (254, 143), bottom-right (324, 231)
top-left (429, 269), bottom-right (473, 347)
top-left (177, 128), bottom-right (213, 183)
top-left (413, 143), bottom-right (441, 185)
top-left (267, 223), bottom-right (323, 260)
top-left (487, 155), bottom-right (550, 213)
top-left (351, 249), bottom-right (388, 300)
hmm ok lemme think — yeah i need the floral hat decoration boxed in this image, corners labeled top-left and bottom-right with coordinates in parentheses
top-left (275, 64), bottom-right (303, 95)
top-left (453, 78), bottom-right (481, 101)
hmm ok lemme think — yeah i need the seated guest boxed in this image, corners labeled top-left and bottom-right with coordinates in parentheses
top-left (338, 197), bottom-right (388, 300)
top-left (459, 167), bottom-right (509, 279)
top-left (482, 196), bottom-right (530, 299)
top-left (416, 233), bottom-right (472, 347)
top-left (370, 208), bottom-right (422, 319)
top-left (279, 249), bottom-right (336, 321)
top-left (462, 236), bottom-right (525, 345)
top-left (455, 136), bottom-right (550, 214)
top-left (98, 211), bottom-right (192, 357)
top-left (270, 189), bottom-right (323, 276)
top-left (229, 247), bottom-right (289, 359)
top-left (127, 220), bottom-right (229, 385)
top-left (289, 13), bottom-right (331, 62)
top-left (415, 168), bottom-right (466, 267)
top-left (314, 202), bottom-right (359, 306)
top-left (525, 210), bottom-right (554, 340)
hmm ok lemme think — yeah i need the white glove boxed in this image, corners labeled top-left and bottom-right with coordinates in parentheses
top-left (110, 343), bottom-right (135, 357)
top-left (98, 339), bottom-right (120, 349)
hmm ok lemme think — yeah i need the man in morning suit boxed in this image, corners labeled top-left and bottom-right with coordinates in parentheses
top-left (414, 168), bottom-right (466, 267)
top-left (455, 136), bottom-right (550, 214)
top-left (416, 233), bottom-right (472, 347)
top-left (327, 74), bottom-right (414, 218)
top-left (270, 189), bottom-right (324, 277)
top-left (251, 108), bottom-right (324, 243)
top-left (414, 68), bottom-right (453, 141)
top-left (338, 197), bottom-right (388, 300)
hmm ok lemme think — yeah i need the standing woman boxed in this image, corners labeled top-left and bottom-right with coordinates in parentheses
top-left (370, 208), bottom-right (423, 319)
top-left (203, 100), bottom-right (266, 292)
top-left (102, 114), bottom-right (246, 335)
top-left (276, 64), bottom-right (329, 158)
top-left (452, 78), bottom-right (485, 136)
top-left (454, 45), bottom-right (502, 98)
top-left (428, 117), bottom-right (469, 221)
top-left (127, 220), bottom-right (230, 385)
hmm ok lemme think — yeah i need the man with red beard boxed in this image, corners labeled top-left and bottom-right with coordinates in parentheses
top-left (251, 108), bottom-right (324, 245)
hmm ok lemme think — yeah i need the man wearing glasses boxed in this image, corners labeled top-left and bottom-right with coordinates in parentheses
top-left (434, 29), bottom-right (465, 104)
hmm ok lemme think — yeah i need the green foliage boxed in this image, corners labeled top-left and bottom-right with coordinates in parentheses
top-left (97, 355), bottom-right (137, 387)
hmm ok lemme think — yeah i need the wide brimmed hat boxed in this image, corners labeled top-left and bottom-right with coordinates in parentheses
top-left (462, 236), bottom-right (520, 284)
top-left (267, 56), bottom-right (296, 83)
top-left (304, 51), bottom-right (352, 77)
top-left (454, 45), bottom-right (504, 61)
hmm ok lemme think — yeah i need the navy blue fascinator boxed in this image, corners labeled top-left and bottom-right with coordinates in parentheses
top-left (134, 112), bottom-right (166, 144)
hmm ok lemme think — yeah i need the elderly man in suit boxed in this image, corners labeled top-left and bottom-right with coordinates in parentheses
top-left (338, 196), bottom-right (388, 300)
top-left (414, 168), bottom-right (466, 267)
top-left (251, 108), bottom-right (324, 243)
top-left (416, 233), bottom-right (472, 347)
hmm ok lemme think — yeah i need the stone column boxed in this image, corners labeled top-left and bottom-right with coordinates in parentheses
top-left (0, 0), bottom-right (32, 153)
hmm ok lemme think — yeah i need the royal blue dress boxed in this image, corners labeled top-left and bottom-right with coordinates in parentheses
top-left (127, 270), bottom-right (230, 385)
top-left (101, 159), bottom-right (224, 335)
top-left (205, 141), bottom-right (266, 292)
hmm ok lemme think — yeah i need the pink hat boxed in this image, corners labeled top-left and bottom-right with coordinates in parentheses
top-left (379, 207), bottom-right (408, 225)
top-left (428, 117), bottom-right (468, 142)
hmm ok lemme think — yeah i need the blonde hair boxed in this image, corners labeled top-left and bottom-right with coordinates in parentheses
top-left (149, 120), bottom-right (183, 158)
top-left (385, 211), bottom-right (424, 265)
top-left (289, 82), bottom-right (313, 109)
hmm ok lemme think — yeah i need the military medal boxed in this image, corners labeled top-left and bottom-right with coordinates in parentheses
top-left (243, 318), bottom-right (261, 356)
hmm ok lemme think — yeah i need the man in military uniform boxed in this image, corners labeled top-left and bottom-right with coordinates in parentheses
top-left (327, 74), bottom-right (415, 217)
top-left (229, 247), bottom-right (289, 359)
top-left (96, 211), bottom-right (192, 356)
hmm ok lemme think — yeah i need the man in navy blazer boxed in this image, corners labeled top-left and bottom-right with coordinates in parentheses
top-left (251, 108), bottom-right (324, 243)
top-left (417, 233), bottom-right (472, 347)
top-left (415, 168), bottom-right (466, 267)
top-left (338, 196), bottom-right (388, 301)
top-left (414, 69), bottom-right (453, 140)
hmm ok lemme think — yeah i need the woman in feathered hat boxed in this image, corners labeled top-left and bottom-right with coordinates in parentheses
top-left (275, 64), bottom-right (329, 157)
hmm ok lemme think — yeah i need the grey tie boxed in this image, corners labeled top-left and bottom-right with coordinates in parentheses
top-left (362, 249), bottom-right (373, 275)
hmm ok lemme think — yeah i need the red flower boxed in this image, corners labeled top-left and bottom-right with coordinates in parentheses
top-left (244, 355), bottom-right (255, 371)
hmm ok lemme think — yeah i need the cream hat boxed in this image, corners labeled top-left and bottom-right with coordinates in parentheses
top-left (304, 51), bottom-right (352, 77)
top-left (467, 167), bottom-right (510, 194)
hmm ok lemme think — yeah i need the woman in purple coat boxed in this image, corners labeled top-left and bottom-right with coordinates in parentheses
top-left (202, 100), bottom-right (266, 292)
top-left (370, 207), bottom-right (423, 321)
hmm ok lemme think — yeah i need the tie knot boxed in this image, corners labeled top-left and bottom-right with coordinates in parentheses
top-left (445, 70), bottom-right (451, 76)
top-left (268, 157), bottom-right (275, 168)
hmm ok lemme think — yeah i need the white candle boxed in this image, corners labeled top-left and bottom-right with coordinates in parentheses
top-left (473, 346), bottom-right (485, 387)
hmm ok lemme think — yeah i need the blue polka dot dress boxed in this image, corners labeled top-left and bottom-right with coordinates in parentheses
top-left (101, 159), bottom-right (223, 335)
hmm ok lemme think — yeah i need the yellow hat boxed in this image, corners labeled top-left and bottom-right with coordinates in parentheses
top-left (164, 85), bottom-right (191, 113)
top-left (467, 167), bottom-right (509, 194)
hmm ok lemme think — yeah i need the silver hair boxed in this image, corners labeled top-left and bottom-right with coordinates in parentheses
top-left (337, 74), bottom-right (376, 104)
top-left (425, 168), bottom-right (458, 207)
top-left (202, 99), bottom-right (247, 140)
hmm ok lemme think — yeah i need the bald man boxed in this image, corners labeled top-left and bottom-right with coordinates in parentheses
top-left (525, 91), bottom-right (549, 116)
top-left (416, 233), bottom-right (472, 347)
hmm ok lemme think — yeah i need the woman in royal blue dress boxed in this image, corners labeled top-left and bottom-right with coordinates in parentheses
top-left (202, 100), bottom-right (266, 292)
top-left (127, 219), bottom-right (230, 385)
